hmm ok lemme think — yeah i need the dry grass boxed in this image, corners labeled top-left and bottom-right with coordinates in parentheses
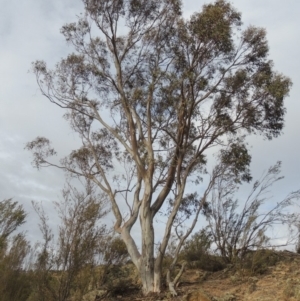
top-left (82, 250), bottom-right (300, 301)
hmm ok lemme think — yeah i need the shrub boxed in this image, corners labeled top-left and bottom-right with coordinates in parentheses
top-left (31, 182), bottom-right (109, 301)
top-left (0, 199), bottom-right (32, 301)
top-left (205, 162), bottom-right (300, 264)
top-left (181, 229), bottom-right (224, 271)
top-left (103, 264), bottom-right (139, 296)
top-left (246, 249), bottom-right (280, 275)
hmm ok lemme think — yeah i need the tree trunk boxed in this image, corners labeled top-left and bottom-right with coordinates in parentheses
top-left (138, 257), bottom-right (162, 295)
top-left (154, 263), bottom-right (162, 293)
top-left (139, 200), bottom-right (162, 295)
top-left (140, 224), bottom-right (155, 294)
top-left (122, 224), bottom-right (161, 295)
top-left (120, 197), bottom-right (163, 295)
top-left (139, 259), bottom-right (154, 295)
top-left (166, 261), bottom-right (187, 296)
top-left (138, 264), bottom-right (162, 295)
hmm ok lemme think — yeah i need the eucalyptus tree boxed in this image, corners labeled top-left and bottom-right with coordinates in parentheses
top-left (27, 0), bottom-right (291, 295)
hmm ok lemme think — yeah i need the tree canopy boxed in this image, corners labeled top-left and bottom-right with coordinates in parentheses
top-left (27, 0), bottom-right (292, 295)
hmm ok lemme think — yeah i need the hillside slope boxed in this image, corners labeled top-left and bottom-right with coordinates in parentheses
top-left (86, 250), bottom-right (300, 301)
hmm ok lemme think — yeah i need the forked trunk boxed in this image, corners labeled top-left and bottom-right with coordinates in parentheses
top-left (139, 259), bottom-right (162, 295)
top-left (139, 260), bottom-right (155, 295)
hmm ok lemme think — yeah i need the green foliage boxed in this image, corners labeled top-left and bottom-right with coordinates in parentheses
top-left (0, 234), bottom-right (32, 301)
top-left (0, 199), bottom-right (26, 239)
top-left (0, 200), bottom-right (32, 301)
top-left (27, 0), bottom-right (293, 294)
top-left (95, 235), bottom-right (132, 292)
top-left (247, 249), bottom-right (280, 275)
top-left (31, 182), bottom-right (109, 301)
top-left (181, 229), bottom-right (212, 262)
top-left (220, 142), bottom-right (252, 183)
top-left (103, 236), bottom-right (129, 265)
top-left (102, 264), bottom-right (139, 296)
top-left (181, 229), bottom-right (225, 272)
top-left (189, 0), bottom-right (241, 54)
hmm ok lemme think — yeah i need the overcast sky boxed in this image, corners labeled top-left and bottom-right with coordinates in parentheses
top-left (0, 0), bottom-right (299, 244)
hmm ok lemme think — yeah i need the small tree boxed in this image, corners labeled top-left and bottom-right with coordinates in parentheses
top-left (0, 199), bottom-right (32, 301)
top-left (32, 181), bottom-right (109, 301)
top-left (181, 229), bottom-right (212, 263)
top-left (96, 235), bottom-right (130, 288)
top-left (0, 199), bottom-right (26, 243)
top-left (27, 0), bottom-right (292, 295)
top-left (205, 162), bottom-right (300, 264)
top-left (0, 234), bottom-right (32, 301)
top-left (102, 235), bottom-right (129, 265)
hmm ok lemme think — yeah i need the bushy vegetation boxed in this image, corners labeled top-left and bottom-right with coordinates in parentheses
top-left (203, 162), bottom-right (300, 265)
top-left (29, 182), bottom-right (110, 301)
top-left (0, 184), bottom-right (134, 301)
top-left (0, 180), bottom-right (299, 300)
top-left (181, 229), bottom-right (224, 272)
top-left (0, 199), bottom-right (32, 301)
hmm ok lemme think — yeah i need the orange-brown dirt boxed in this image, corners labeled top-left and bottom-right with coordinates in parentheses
top-left (92, 250), bottom-right (300, 301)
